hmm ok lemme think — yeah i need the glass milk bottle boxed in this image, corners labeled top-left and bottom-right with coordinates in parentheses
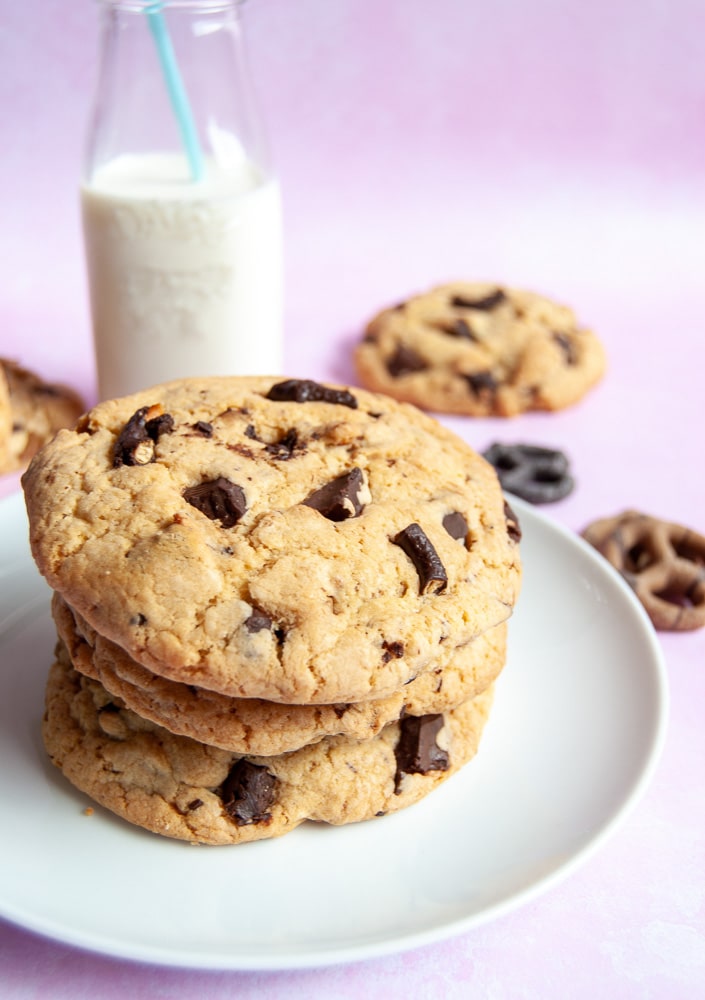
top-left (81, 0), bottom-right (283, 401)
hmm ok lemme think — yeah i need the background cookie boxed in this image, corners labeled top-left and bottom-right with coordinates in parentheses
top-left (43, 644), bottom-right (495, 846)
top-left (0, 359), bottom-right (85, 474)
top-left (53, 592), bottom-right (507, 755)
top-left (354, 282), bottom-right (606, 416)
top-left (0, 366), bottom-right (12, 472)
top-left (24, 376), bottom-right (521, 705)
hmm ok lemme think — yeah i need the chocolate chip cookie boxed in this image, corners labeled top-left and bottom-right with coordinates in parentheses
top-left (43, 642), bottom-right (495, 845)
top-left (0, 359), bottom-right (85, 474)
top-left (354, 282), bottom-right (606, 416)
top-left (53, 592), bottom-right (507, 755)
top-left (23, 376), bottom-right (521, 705)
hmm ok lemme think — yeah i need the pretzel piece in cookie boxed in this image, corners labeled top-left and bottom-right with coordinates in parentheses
top-left (582, 510), bottom-right (705, 631)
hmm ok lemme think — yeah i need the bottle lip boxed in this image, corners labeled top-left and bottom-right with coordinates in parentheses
top-left (96, 1), bottom-right (244, 11)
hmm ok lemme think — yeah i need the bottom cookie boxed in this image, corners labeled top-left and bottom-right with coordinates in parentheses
top-left (43, 641), bottom-right (495, 846)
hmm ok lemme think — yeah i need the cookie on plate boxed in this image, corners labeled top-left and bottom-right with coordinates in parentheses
top-left (23, 376), bottom-right (521, 705)
top-left (43, 641), bottom-right (495, 845)
top-left (54, 592), bottom-right (507, 755)
top-left (354, 282), bottom-right (606, 416)
top-left (0, 359), bottom-right (85, 474)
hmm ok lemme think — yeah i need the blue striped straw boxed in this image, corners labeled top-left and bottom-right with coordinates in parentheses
top-left (145, 1), bottom-right (204, 181)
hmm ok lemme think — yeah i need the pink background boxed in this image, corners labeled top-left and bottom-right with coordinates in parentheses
top-left (1, 0), bottom-right (705, 995)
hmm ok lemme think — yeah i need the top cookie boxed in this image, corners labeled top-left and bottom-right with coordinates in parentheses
top-left (354, 282), bottom-right (606, 416)
top-left (23, 376), bottom-right (521, 704)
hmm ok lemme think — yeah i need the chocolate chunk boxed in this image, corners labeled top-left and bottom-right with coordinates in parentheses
top-left (463, 371), bottom-right (498, 396)
top-left (266, 379), bottom-right (358, 409)
top-left (504, 500), bottom-right (522, 543)
top-left (436, 318), bottom-right (477, 341)
top-left (483, 442), bottom-right (574, 504)
top-left (382, 639), bottom-right (405, 662)
top-left (187, 798), bottom-right (204, 811)
top-left (303, 467), bottom-right (369, 521)
top-left (219, 760), bottom-right (277, 826)
top-left (193, 421), bottom-right (213, 437)
top-left (451, 289), bottom-right (507, 311)
top-left (553, 331), bottom-right (578, 365)
top-left (442, 511), bottom-right (468, 541)
top-left (386, 344), bottom-right (428, 377)
top-left (393, 524), bottom-right (448, 595)
top-left (244, 607), bottom-right (273, 633)
top-left (183, 478), bottom-right (247, 527)
top-left (394, 713), bottom-right (449, 793)
top-left (265, 429), bottom-right (300, 459)
top-left (146, 413), bottom-right (174, 439)
top-left (113, 405), bottom-right (173, 467)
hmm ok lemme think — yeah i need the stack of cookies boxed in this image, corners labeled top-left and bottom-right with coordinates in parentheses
top-left (22, 376), bottom-right (522, 845)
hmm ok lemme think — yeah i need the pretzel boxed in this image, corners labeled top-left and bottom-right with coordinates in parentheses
top-left (582, 510), bottom-right (705, 631)
top-left (482, 442), bottom-right (574, 504)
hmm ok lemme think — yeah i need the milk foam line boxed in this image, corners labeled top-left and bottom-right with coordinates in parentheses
top-left (145, 2), bottom-right (204, 182)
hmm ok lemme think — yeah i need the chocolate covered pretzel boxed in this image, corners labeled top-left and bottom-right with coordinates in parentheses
top-left (582, 510), bottom-right (705, 631)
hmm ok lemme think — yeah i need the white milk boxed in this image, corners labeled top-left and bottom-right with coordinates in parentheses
top-left (81, 153), bottom-right (283, 400)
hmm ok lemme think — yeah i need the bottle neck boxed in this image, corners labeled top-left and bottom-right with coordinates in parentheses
top-left (85, 0), bottom-right (270, 183)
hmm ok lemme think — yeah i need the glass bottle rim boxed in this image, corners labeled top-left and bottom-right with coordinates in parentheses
top-left (95, 1), bottom-right (245, 11)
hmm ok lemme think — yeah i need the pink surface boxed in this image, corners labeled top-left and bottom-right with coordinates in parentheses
top-left (1, 0), bottom-right (704, 996)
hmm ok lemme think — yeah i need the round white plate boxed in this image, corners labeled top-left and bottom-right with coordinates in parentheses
top-left (0, 490), bottom-right (667, 969)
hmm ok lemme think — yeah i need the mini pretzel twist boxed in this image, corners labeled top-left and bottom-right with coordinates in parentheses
top-left (582, 510), bottom-right (705, 631)
top-left (482, 442), bottom-right (574, 504)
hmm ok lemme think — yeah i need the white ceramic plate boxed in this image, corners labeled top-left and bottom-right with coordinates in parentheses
top-left (0, 490), bottom-right (667, 969)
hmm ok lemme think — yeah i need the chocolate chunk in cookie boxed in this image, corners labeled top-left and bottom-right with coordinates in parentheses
top-left (219, 760), bottom-right (277, 826)
top-left (266, 379), bottom-right (358, 409)
top-left (393, 524), bottom-right (448, 595)
top-left (394, 713), bottom-right (450, 792)
top-left (303, 467), bottom-right (370, 521)
top-left (183, 478), bottom-right (247, 527)
top-left (442, 511), bottom-right (468, 542)
top-left (113, 404), bottom-right (174, 467)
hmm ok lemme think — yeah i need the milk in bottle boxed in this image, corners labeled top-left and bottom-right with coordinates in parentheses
top-left (82, 1), bottom-right (283, 400)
